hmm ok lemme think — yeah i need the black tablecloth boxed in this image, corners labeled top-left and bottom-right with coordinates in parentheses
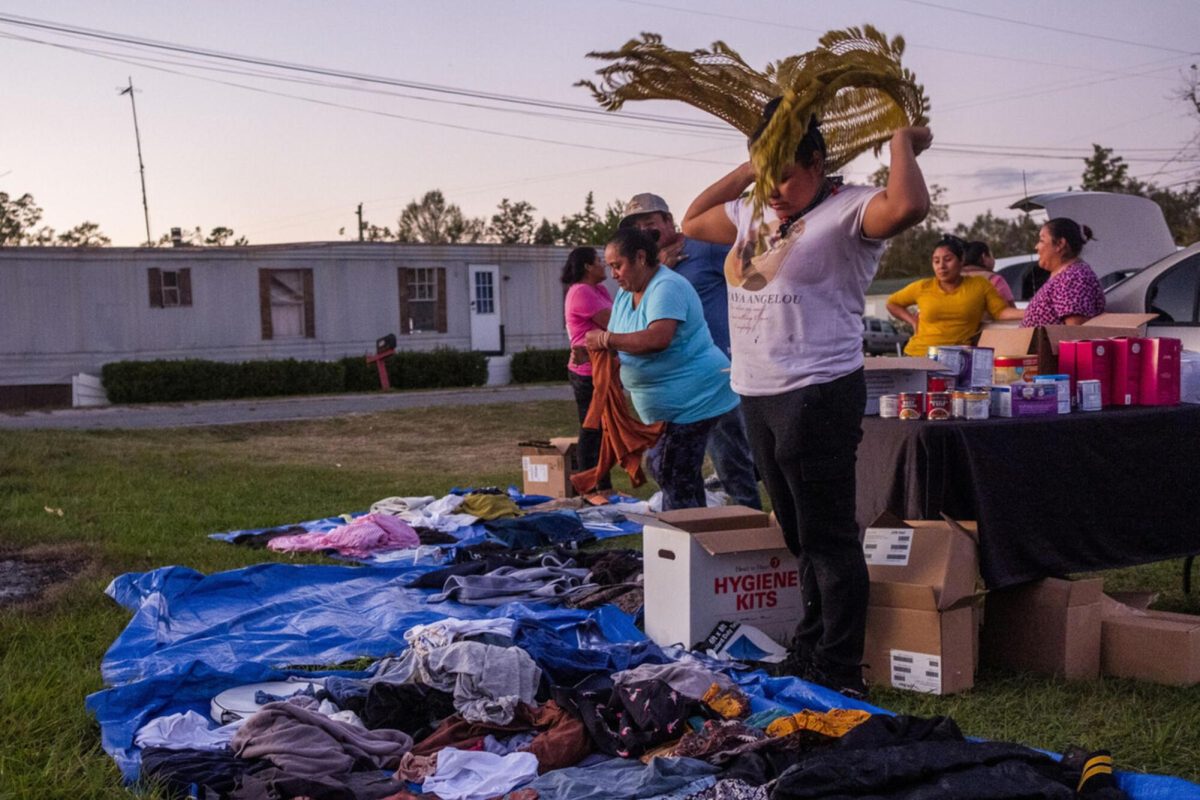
top-left (856, 404), bottom-right (1200, 588)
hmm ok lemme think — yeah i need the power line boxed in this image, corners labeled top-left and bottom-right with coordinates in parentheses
top-left (0, 29), bottom-right (738, 143)
top-left (928, 146), bottom-right (1200, 163)
top-left (0, 30), bottom-right (741, 167)
top-left (8, 24), bottom-right (1191, 171)
top-left (0, 12), bottom-right (732, 132)
top-left (613, 0), bottom-right (1194, 77)
top-left (896, 0), bottom-right (1199, 56)
top-left (947, 164), bottom-right (1199, 207)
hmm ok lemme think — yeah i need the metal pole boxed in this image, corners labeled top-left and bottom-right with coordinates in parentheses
top-left (120, 77), bottom-right (152, 246)
top-left (357, 202), bottom-right (364, 241)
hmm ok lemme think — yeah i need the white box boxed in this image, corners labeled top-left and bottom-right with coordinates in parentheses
top-left (863, 357), bottom-right (949, 415)
top-left (643, 506), bottom-right (800, 649)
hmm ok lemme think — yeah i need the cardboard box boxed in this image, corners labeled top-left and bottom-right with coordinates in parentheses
top-left (863, 357), bottom-right (950, 415)
top-left (517, 438), bottom-right (577, 498)
top-left (990, 381), bottom-right (1059, 417)
top-left (979, 314), bottom-right (1156, 376)
top-left (862, 513), bottom-right (982, 695)
top-left (1181, 351), bottom-right (1200, 405)
top-left (1109, 337), bottom-right (1144, 406)
top-left (930, 346), bottom-right (995, 390)
top-left (1069, 340), bottom-right (1113, 406)
top-left (1139, 337), bottom-right (1182, 406)
top-left (1034, 374), bottom-right (1071, 414)
top-left (1101, 595), bottom-right (1200, 685)
top-left (981, 578), bottom-right (1102, 679)
top-left (642, 506), bottom-right (801, 649)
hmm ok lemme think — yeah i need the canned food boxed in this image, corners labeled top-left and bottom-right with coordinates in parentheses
top-left (927, 376), bottom-right (948, 393)
top-left (952, 390), bottom-right (990, 420)
top-left (898, 392), bottom-right (924, 420)
top-left (926, 391), bottom-right (952, 420)
top-left (879, 394), bottom-right (900, 418)
top-left (994, 355), bottom-right (1039, 385)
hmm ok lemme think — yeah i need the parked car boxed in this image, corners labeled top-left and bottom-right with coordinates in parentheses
top-left (1104, 241), bottom-right (1200, 350)
top-left (863, 316), bottom-right (909, 355)
top-left (998, 192), bottom-right (1179, 302)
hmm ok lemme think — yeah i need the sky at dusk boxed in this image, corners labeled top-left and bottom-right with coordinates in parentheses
top-left (1, 0), bottom-right (1197, 246)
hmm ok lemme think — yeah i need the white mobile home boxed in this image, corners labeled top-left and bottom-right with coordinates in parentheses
top-left (0, 242), bottom-right (576, 409)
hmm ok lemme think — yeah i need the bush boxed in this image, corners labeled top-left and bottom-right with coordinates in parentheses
top-left (343, 348), bottom-right (487, 391)
top-left (511, 348), bottom-right (570, 383)
top-left (103, 349), bottom-right (487, 404)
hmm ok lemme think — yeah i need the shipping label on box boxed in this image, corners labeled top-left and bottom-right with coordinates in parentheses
top-left (521, 457), bottom-right (549, 484)
top-left (890, 649), bottom-right (943, 694)
top-left (863, 528), bottom-right (913, 566)
top-left (516, 438), bottom-right (577, 498)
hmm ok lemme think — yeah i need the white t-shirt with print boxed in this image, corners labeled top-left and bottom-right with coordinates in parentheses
top-left (723, 184), bottom-right (884, 396)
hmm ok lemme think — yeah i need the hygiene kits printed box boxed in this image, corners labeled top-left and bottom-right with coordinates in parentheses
top-left (516, 438), bottom-right (578, 498)
top-left (861, 513), bottom-right (982, 695)
top-left (642, 506), bottom-right (801, 650)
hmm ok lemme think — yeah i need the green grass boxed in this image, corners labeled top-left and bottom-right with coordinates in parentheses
top-left (1, 398), bottom-right (1198, 796)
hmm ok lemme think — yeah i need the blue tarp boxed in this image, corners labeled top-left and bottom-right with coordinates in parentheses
top-left (88, 561), bottom-right (1200, 799)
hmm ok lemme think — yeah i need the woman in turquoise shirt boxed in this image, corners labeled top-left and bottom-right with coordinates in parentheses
top-left (585, 227), bottom-right (741, 509)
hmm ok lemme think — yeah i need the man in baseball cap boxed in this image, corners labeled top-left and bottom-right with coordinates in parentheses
top-left (619, 192), bottom-right (761, 510)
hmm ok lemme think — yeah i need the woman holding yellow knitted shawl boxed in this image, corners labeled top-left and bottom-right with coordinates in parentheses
top-left (581, 27), bottom-right (933, 698)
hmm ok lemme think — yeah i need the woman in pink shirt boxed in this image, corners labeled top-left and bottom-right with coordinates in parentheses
top-left (963, 240), bottom-right (1015, 305)
top-left (562, 247), bottom-right (613, 489)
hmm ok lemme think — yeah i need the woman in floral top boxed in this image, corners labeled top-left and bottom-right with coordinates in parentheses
top-left (1021, 217), bottom-right (1106, 327)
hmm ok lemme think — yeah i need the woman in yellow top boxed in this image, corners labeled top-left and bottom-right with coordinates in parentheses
top-left (887, 235), bottom-right (1022, 356)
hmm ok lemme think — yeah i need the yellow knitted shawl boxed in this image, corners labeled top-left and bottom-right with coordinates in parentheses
top-left (578, 26), bottom-right (929, 233)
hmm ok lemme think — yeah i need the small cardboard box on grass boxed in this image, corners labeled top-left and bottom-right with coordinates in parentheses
top-left (862, 512), bottom-right (982, 695)
top-left (1101, 594), bottom-right (1200, 686)
top-left (517, 438), bottom-right (577, 498)
top-left (981, 577), bottom-right (1103, 680)
top-left (979, 314), bottom-right (1157, 376)
top-left (643, 506), bottom-right (800, 649)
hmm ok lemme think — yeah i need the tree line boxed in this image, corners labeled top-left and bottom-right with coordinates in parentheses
top-left (345, 190), bottom-right (625, 247)
top-left (3, 144), bottom-right (1197, 264)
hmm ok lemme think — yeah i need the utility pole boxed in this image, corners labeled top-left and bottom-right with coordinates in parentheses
top-left (357, 203), bottom-right (364, 241)
top-left (119, 77), bottom-right (152, 246)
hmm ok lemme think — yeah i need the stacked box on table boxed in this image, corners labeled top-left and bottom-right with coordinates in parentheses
top-left (930, 346), bottom-right (995, 390)
top-left (642, 506), bottom-right (800, 649)
top-left (862, 513), bottom-right (982, 695)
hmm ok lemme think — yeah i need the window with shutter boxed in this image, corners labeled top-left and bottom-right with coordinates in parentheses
top-left (148, 268), bottom-right (194, 308)
top-left (259, 268), bottom-right (315, 339)
top-left (398, 266), bottom-right (444, 334)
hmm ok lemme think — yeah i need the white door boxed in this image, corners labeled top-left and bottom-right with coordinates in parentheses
top-left (468, 264), bottom-right (502, 352)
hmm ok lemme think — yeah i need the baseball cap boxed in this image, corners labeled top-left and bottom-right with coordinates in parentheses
top-left (618, 193), bottom-right (671, 228)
